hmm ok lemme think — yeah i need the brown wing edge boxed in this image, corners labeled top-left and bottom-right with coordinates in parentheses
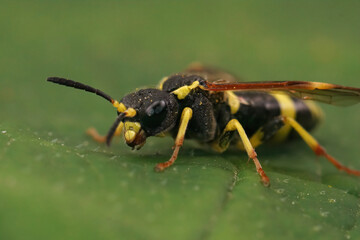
top-left (203, 81), bottom-right (360, 106)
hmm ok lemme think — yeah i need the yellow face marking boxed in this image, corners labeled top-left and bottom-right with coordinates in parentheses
top-left (124, 121), bottom-right (141, 132)
top-left (172, 81), bottom-right (200, 100)
top-left (225, 91), bottom-right (241, 114)
top-left (124, 121), bottom-right (141, 143)
top-left (125, 130), bottom-right (136, 143)
top-left (158, 76), bottom-right (169, 90)
top-left (270, 93), bottom-right (296, 142)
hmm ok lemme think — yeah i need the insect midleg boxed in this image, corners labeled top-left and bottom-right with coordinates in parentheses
top-left (154, 107), bottom-right (193, 171)
top-left (236, 117), bottom-right (286, 150)
top-left (218, 119), bottom-right (270, 187)
top-left (86, 122), bottom-right (124, 143)
top-left (283, 116), bottom-right (360, 176)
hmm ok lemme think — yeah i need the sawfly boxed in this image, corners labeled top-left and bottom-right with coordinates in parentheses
top-left (47, 63), bottom-right (360, 186)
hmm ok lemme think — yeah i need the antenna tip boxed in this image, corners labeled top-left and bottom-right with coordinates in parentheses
top-left (47, 77), bottom-right (63, 83)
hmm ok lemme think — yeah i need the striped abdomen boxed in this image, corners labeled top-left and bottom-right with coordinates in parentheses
top-left (232, 91), bottom-right (323, 142)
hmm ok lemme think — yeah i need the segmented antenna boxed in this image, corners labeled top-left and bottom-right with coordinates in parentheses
top-left (106, 112), bottom-right (126, 146)
top-left (47, 77), bottom-right (114, 104)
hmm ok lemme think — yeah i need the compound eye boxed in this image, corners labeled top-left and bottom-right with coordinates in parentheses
top-left (142, 100), bottom-right (167, 130)
top-left (145, 100), bottom-right (166, 117)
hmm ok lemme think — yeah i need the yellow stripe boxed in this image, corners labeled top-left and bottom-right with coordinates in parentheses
top-left (270, 93), bottom-right (296, 142)
top-left (172, 81), bottom-right (200, 100)
top-left (225, 91), bottom-right (241, 114)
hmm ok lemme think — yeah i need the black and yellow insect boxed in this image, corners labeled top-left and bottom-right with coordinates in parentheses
top-left (47, 63), bottom-right (360, 186)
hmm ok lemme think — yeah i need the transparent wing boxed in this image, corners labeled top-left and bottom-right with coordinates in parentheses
top-left (203, 80), bottom-right (360, 106)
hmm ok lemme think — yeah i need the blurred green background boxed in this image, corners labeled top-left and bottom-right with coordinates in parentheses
top-left (1, 1), bottom-right (360, 239)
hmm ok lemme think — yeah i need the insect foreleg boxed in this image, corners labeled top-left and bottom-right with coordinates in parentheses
top-left (282, 116), bottom-right (360, 176)
top-left (154, 107), bottom-right (193, 171)
top-left (86, 122), bottom-right (124, 143)
top-left (218, 119), bottom-right (270, 187)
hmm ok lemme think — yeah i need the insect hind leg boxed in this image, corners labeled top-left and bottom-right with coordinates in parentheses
top-left (86, 122), bottom-right (123, 143)
top-left (282, 116), bottom-right (360, 176)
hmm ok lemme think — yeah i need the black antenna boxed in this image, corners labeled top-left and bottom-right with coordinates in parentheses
top-left (106, 112), bottom-right (126, 146)
top-left (47, 77), bottom-right (114, 104)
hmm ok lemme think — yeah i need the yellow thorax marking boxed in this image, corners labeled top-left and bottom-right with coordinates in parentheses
top-left (172, 81), bottom-right (200, 100)
top-left (271, 93), bottom-right (296, 142)
top-left (225, 91), bottom-right (241, 114)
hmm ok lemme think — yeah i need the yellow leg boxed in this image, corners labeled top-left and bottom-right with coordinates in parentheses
top-left (236, 128), bottom-right (267, 151)
top-left (86, 122), bottom-right (123, 143)
top-left (283, 116), bottom-right (360, 176)
top-left (237, 117), bottom-right (285, 150)
top-left (224, 119), bottom-right (270, 187)
top-left (155, 107), bottom-right (193, 171)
